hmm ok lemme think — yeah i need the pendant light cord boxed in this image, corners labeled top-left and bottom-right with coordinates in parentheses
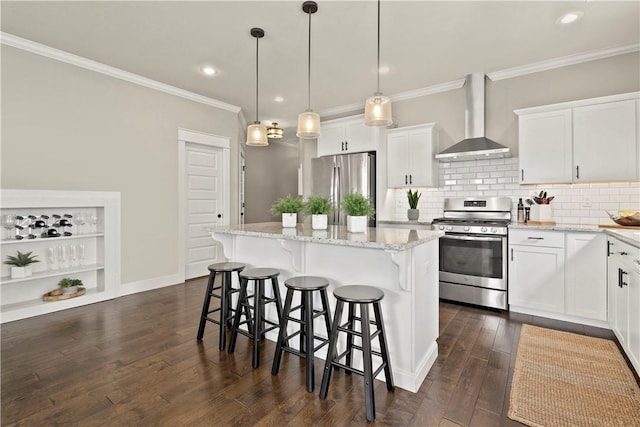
top-left (255, 35), bottom-right (259, 123)
top-left (307, 10), bottom-right (312, 111)
top-left (376, 0), bottom-right (381, 94)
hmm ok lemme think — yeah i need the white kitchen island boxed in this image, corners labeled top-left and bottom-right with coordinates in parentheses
top-left (210, 222), bottom-right (443, 392)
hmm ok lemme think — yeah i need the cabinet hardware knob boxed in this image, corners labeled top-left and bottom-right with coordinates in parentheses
top-left (576, 165), bottom-right (580, 179)
top-left (217, 214), bottom-right (222, 218)
top-left (521, 169), bottom-right (524, 181)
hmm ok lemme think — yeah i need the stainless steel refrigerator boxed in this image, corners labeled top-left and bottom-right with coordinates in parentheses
top-left (311, 152), bottom-right (376, 227)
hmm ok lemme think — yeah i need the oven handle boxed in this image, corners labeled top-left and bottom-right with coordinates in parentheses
top-left (441, 234), bottom-right (504, 243)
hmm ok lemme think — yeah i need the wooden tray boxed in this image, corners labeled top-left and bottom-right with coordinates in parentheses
top-left (526, 221), bottom-right (556, 226)
top-left (598, 224), bottom-right (640, 230)
top-left (43, 287), bottom-right (86, 302)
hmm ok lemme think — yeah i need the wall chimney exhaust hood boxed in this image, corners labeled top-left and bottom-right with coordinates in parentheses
top-left (435, 73), bottom-right (510, 162)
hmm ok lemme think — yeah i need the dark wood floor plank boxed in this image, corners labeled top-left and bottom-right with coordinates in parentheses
top-left (443, 356), bottom-right (488, 425)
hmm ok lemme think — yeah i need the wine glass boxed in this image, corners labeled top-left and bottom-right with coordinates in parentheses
top-left (69, 245), bottom-right (77, 267)
top-left (57, 245), bottom-right (67, 269)
top-left (48, 247), bottom-right (57, 270)
top-left (90, 213), bottom-right (98, 233)
top-left (2, 214), bottom-right (16, 240)
top-left (74, 212), bottom-right (86, 234)
top-left (77, 244), bottom-right (85, 266)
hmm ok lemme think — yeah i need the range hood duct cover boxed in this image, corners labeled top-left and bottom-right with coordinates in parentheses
top-left (436, 73), bottom-right (510, 162)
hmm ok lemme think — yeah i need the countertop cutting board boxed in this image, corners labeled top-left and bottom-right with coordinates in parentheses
top-left (598, 224), bottom-right (640, 230)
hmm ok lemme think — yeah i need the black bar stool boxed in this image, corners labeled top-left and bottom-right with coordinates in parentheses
top-left (319, 285), bottom-right (394, 422)
top-left (228, 268), bottom-right (284, 368)
top-left (196, 262), bottom-right (246, 350)
top-left (271, 276), bottom-right (333, 392)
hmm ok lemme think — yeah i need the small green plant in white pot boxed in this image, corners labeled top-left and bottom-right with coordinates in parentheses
top-left (303, 195), bottom-right (332, 230)
top-left (4, 251), bottom-right (40, 279)
top-left (341, 193), bottom-right (374, 233)
top-left (270, 194), bottom-right (304, 228)
top-left (407, 189), bottom-right (421, 221)
top-left (58, 277), bottom-right (84, 294)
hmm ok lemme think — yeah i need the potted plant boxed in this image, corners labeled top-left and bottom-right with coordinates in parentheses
top-left (407, 189), bottom-right (421, 221)
top-left (303, 195), bottom-right (333, 230)
top-left (4, 251), bottom-right (40, 279)
top-left (341, 192), bottom-right (374, 233)
top-left (58, 277), bottom-right (84, 294)
top-left (270, 194), bottom-right (304, 228)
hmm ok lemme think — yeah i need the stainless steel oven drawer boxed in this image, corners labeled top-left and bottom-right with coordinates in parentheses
top-left (440, 281), bottom-right (507, 310)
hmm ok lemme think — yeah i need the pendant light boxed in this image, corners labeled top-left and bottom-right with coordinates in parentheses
top-left (246, 27), bottom-right (268, 146)
top-left (296, 1), bottom-right (321, 139)
top-left (267, 122), bottom-right (283, 139)
top-left (364, 0), bottom-right (393, 127)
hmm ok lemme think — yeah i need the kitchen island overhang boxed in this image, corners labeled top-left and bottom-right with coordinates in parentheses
top-left (210, 222), bottom-right (443, 393)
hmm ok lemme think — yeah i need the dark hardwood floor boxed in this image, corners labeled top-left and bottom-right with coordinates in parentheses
top-left (1, 277), bottom-right (617, 426)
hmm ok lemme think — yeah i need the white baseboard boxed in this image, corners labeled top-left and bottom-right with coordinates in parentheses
top-left (117, 273), bottom-right (184, 297)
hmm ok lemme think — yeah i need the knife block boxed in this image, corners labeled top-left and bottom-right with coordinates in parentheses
top-left (530, 205), bottom-right (552, 222)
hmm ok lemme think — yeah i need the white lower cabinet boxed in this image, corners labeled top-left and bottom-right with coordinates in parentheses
top-left (565, 233), bottom-right (607, 320)
top-left (608, 236), bottom-right (640, 374)
top-left (509, 230), bottom-right (565, 313)
top-left (509, 229), bottom-right (607, 325)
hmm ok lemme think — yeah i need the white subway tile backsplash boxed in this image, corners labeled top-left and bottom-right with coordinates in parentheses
top-left (389, 156), bottom-right (640, 225)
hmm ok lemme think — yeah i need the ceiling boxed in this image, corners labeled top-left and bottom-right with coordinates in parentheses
top-left (2, 1), bottom-right (639, 138)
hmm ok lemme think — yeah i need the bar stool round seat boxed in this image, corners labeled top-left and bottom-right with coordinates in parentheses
top-left (332, 285), bottom-right (384, 303)
top-left (196, 262), bottom-right (246, 351)
top-left (228, 268), bottom-right (284, 369)
top-left (319, 284), bottom-right (394, 422)
top-left (272, 276), bottom-right (333, 392)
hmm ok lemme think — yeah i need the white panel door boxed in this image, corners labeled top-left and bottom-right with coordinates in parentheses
top-left (185, 143), bottom-right (224, 279)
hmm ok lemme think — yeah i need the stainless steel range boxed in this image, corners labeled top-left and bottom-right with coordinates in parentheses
top-left (432, 197), bottom-right (512, 310)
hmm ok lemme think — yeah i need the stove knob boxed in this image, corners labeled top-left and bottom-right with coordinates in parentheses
top-left (481, 227), bottom-right (488, 232)
top-left (464, 226), bottom-right (470, 231)
top-left (439, 225), bottom-right (445, 231)
top-left (446, 226), bottom-right (453, 231)
top-left (491, 227), bottom-right (497, 233)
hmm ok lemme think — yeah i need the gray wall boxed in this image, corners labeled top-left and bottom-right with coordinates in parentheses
top-left (1, 46), bottom-right (240, 285)
top-left (244, 141), bottom-right (299, 223)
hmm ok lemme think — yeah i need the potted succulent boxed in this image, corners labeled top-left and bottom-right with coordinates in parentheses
top-left (341, 192), bottom-right (374, 233)
top-left (303, 195), bottom-right (333, 230)
top-left (58, 277), bottom-right (84, 294)
top-left (407, 189), bottom-right (421, 221)
top-left (270, 194), bottom-right (304, 228)
top-left (4, 251), bottom-right (40, 279)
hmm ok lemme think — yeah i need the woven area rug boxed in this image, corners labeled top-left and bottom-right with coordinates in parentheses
top-left (508, 324), bottom-right (640, 427)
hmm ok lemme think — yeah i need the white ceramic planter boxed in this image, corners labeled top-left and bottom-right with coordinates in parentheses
top-left (347, 215), bottom-right (368, 233)
top-left (10, 265), bottom-right (32, 279)
top-left (282, 213), bottom-right (297, 228)
top-left (407, 209), bottom-right (419, 221)
top-left (530, 205), bottom-right (553, 221)
top-left (311, 214), bottom-right (328, 230)
top-left (62, 285), bottom-right (78, 294)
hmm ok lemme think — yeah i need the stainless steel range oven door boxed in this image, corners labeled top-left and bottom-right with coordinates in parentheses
top-left (439, 234), bottom-right (507, 290)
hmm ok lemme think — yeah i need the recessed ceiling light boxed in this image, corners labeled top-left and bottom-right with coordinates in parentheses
top-left (274, 96), bottom-right (284, 103)
top-left (557, 11), bottom-right (584, 25)
top-left (200, 66), bottom-right (217, 76)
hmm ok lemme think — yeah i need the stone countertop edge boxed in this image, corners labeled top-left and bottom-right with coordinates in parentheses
top-left (211, 222), bottom-right (444, 251)
top-left (377, 220), bottom-right (432, 225)
top-left (509, 223), bottom-right (640, 248)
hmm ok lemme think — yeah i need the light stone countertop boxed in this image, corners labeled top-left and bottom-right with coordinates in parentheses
top-left (509, 222), bottom-right (640, 248)
top-left (211, 222), bottom-right (444, 251)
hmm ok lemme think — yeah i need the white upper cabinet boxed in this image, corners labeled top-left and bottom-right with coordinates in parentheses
top-left (518, 109), bottom-right (572, 184)
top-left (515, 92), bottom-right (639, 184)
top-left (386, 124), bottom-right (439, 188)
top-left (573, 99), bottom-right (638, 182)
top-left (317, 115), bottom-right (376, 157)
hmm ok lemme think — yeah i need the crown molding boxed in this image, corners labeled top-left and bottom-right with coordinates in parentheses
top-left (0, 32), bottom-right (241, 113)
top-left (487, 43), bottom-right (640, 81)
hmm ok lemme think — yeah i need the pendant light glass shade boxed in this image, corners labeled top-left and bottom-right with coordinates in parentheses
top-left (364, 0), bottom-right (393, 127)
top-left (297, 110), bottom-right (321, 139)
top-left (297, 1), bottom-right (321, 139)
top-left (247, 122), bottom-right (268, 146)
top-left (246, 27), bottom-right (268, 146)
top-left (364, 93), bottom-right (392, 127)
